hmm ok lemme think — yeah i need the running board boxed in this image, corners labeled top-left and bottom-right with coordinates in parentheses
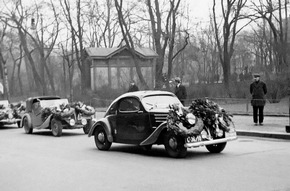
top-left (184, 136), bottom-right (238, 148)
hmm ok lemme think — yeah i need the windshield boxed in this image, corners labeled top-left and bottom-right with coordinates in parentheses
top-left (40, 99), bottom-right (69, 109)
top-left (141, 95), bottom-right (181, 111)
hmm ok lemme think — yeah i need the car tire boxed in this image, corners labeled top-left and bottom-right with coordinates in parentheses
top-left (94, 125), bottom-right (112, 150)
top-left (83, 119), bottom-right (92, 134)
top-left (17, 121), bottom-right (21, 128)
top-left (51, 118), bottom-right (63, 137)
top-left (164, 130), bottom-right (187, 158)
top-left (206, 142), bottom-right (227, 153)
top-left (23, 116), bottom-right (33, 134)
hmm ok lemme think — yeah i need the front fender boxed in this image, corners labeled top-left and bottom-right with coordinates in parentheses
top-left (140, 122), bottom-right (168, 146)
top-left (88, 118), bottom-right (113, 142)
top-left (20, 113), bottom-right (31, 128)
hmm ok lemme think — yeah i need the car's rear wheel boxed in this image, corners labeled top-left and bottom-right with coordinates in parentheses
top-left (23, 117), bottom-right (33, 134)
top-left (164, 130), bottom-right (187, 158)
top-left (94, 125), bottom-right (111, 150)
top-left (83, 119), bottom-right (92, 134)
top-left (51, 118), bottom-right (63, 137)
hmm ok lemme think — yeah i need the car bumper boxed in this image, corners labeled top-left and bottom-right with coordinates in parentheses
top-left (184, 131), bottom-right (238, 148)
top-left (0, 118), bottom-right (21, 124)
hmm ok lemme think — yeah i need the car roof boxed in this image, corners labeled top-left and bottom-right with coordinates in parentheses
top-left (25, 96), bottom-right (61, 112)
top-left (118, 90), bottom-right (175, 100)
top-left (27, 96), bottom-right (61, 101)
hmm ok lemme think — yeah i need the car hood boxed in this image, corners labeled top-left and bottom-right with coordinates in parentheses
top-left (147, 108), bottom-right (170, 113)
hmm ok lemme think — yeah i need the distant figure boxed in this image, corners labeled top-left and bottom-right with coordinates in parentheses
top-left (32, 98), bottom-right (42, 116)
top-left (239, 71), bottom-right (245, 82)
top-left (250, 73), bottom-right (267, 126)
top-left (128, 81), bottom-right (139, 92)
top-left (174, 77), bottom-right (187, 105)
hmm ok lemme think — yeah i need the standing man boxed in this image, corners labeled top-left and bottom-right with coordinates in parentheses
top-left (174, 77), bottom-right (187, 105)
top-left (250, 73), bottom-right (267, 126)
top-left (128, 81), bottom-right (139, 92)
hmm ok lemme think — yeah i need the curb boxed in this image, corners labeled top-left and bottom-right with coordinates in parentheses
top-left (237, 130), bottom-right (290, 140)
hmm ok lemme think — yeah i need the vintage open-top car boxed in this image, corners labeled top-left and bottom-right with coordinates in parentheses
top-left (21, 96), bottom-right (94, 137)
top-left (88, 91), bottom-right (237, 158)
top-left (0, 100), bottom-right (25, 128)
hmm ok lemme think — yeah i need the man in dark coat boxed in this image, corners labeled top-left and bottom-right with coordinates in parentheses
top-left (128, 81), bottom-right (139, 92)
top-left (250, 73), bottom-right (267, 125)
top-left (174, 77), bottom-right (187, 105)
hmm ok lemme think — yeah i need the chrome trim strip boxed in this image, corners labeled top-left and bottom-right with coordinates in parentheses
top-left (184, 136), bottom-right (238, 148)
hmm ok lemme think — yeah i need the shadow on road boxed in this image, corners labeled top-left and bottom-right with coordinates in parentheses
top-left (21, 130), bottom-right (85, 137)
top-left (87, 144), bottom-right (225, 159)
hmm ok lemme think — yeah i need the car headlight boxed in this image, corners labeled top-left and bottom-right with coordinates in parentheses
top-left (69, 119), bottom-right (75, 126)
top-left (186, 113), bottom-right (196, 125)
top-left (81, 118), bottom-right (87, 125)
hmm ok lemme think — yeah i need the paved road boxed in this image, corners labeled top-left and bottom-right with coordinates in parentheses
top-left (1, 125), bottom-right (290, 191)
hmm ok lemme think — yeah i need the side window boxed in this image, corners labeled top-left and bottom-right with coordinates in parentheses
top-left (108, 102), bottom-right (117, 115)
top-left (119, 98), bottom-right (140, 112)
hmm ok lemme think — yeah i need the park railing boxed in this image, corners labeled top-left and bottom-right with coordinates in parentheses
top-left (185, 97), bottom-right (289, 116)
top-left (83, 97), bottom-right (289, 116)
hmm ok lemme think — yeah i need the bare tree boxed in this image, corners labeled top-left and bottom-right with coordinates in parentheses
top-left (0, 19), bottom-right (10, 99)
top-left (1, 0), bottom-right (61, 95)
top-left (85, 0), bottom-right (120, 48)
top-left (146, 0), bottom-right (189, 89)
top-left (250, 0), bottom-right (289, 73)
top-left (114, 0), bottom-right (148, 89)
top-left (60, 0), bottom-right (91, 92)
top-left (212, 0), bottom-right (250, 96)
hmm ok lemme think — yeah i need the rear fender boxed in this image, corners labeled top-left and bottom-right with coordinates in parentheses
top-left (88, 118), bottom-right (113, 142)
top-left (140, 122), bottom-right (168, 146)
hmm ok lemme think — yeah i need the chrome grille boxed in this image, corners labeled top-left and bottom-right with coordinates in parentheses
top-left (154, 113), bottom-right (168, 123)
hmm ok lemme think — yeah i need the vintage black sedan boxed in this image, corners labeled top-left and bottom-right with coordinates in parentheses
top-left (88, 91), bottom-right (237, 158)
top-left (21, 96), bottom-right (91, 137)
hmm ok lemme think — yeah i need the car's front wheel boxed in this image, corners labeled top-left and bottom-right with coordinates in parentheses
top-left (17, 121), bottom-right (21, 128)
top-left (23, 116), bottom-right (33, 134)
top-left (164, 130), bottom-right (187, 158)
top-left (94, 125), bottom-right (112, 150)
top-left (206, 142), bottom-right (227, 153)
top-left (83, 119), bottom-right (92, 134)
top-left (51, 118), bottom-right (63, 137)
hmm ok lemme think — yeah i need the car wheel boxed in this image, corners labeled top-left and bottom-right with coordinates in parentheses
top-left (23, 117), bottom-right (33, 134)
top-left (94, 125), bottom-right (112, 150)
top-left (51, 118), bottom-right (63, 137)
top-left (17, 121), bottom-right (21, 128)
top-left (83, 119), bottom-right (92, 134)
top-left (206, 142), bottom-right (227, 153)
top-left (164, 130), bottom-right (187, 158)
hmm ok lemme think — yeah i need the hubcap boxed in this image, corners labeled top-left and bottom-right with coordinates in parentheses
top-left (169, 137), bottom-right (177, 149)
top-left (98, 132), bottom-right (105, 143)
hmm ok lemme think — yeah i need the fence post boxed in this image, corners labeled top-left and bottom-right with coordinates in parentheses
top-left (246, 99), bottom-right (249, 114)
top-left (286, 87), bottom-right (290, 133)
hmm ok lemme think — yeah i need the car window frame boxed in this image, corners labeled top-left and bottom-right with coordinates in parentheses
top-left (118, 97), bottom-right (141, 113)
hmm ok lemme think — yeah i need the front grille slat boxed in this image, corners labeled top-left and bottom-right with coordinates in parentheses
top-left (154, 113), bottom-right (168, 123)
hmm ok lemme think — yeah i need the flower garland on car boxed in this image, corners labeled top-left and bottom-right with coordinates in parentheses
top-left (0, 102), bottom-right (26, 120)
top-left (167, 104), bottom-right (204, 137)
top-left (41, 103), bottom-right (74, 121)
top-left (70, 101), bottom-right (95, 116)
top-left (167, 98), bottom-right (233, 136)
top-left (189, 98), bottom-right (233, 131)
